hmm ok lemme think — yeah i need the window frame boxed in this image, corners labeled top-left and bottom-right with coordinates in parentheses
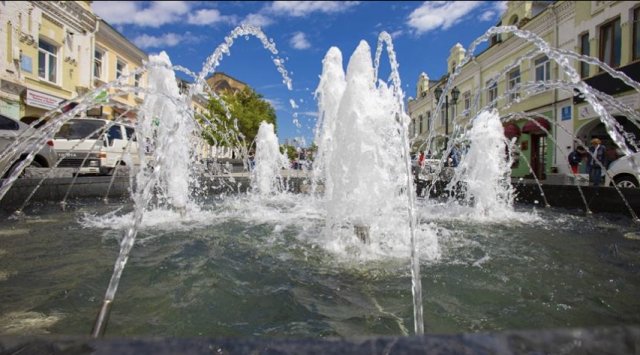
top-left (487, 80), bottom-right (498, 109)
top-left (463, 91), bottom-right (471, 113)
top-left (533, 55), bottom-right (550, 82)
top-left (633, 7), bottom-right (640, 61)
top-left (508, 68), bottom-right (521, 103)
top-left (599, 17), bottom-right (621, 69)
top-left (116, 59), bottom-right (126, 79)
top-left (38, 38), bottom-right (58, 84)
top-left (579, 32), bottom-right (590, 78)
top-left (94, 48), bottom-right (105, 80)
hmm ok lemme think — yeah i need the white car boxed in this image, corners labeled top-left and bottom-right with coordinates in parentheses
top-left (0, 114), bottom-right (58, 179)
top-left (54, 118), bottom-right (142, 175)
top-left (605, 152), bottom-right (640, 188)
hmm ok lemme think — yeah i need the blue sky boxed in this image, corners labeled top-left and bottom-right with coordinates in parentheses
top-left (93, 1), bottom-right (507, 146)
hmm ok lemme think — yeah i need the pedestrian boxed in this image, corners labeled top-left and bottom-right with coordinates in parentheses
top-left (248, 150), bottom-right (255, 171)
top-left (447, 144), bottom-right (461, 168)
top-left (418, 151), bottom-right (426, 168)
top-left (587, 138), bottom-right (606, 186)
top-left (567, 145), bottom-right (585, 174)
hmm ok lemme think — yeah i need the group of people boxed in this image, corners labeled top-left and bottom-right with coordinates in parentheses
top-left (415, 145), bottom-right (461, 170)
top-left (568, 137), bottom-right (608, 186)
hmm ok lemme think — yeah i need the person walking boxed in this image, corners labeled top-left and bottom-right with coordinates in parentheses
top-left (587, 138), bottom-right (606, 186)
top-left (418, 151), bottom-right (426, 169)
top-left (568, 146), bottom-right (585, 174)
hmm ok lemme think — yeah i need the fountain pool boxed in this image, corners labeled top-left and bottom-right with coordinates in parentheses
top-left (0, 197), bottom-right (638, 337)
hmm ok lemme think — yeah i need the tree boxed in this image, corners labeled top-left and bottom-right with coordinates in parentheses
top-left (200, 87), bottom-right (276, 149)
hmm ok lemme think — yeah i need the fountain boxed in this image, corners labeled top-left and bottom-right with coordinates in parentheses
top-left (0, 22), bottom-right (639, 353)
top-left (250, 122), bottom-right (289, 195)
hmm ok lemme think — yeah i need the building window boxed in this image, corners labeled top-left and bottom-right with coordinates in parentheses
top-left (599, 17), bottom-right (621, 68)
top-left (487, 80), bottom-right (498, 109)
top-left (94, 49), bottom-right (104, 79)
top-left (440, 106), bottom-right (446, 126)
top-left (634, 7), bottom-right (640, 61)
top-left (426, 111), bottom-right (431, 131)
top-left (463, 91), bottom-right (470, 113)
top-left (419, 114), bottom-right (423, 134)
top-left (580, 32), bottom-right (590, 78)
top-left (508, 68), bottom-right (521, 103)
top-left (490, 21), bottom-right (502, 46)
top-left (534, 55), bottom-right (550, 81)
top-left (134, 73), bottom-right (142, 87)
top-left (116, 59), bottom-right (126, 79)
top-left (38, 38), bottom-right (57, 83)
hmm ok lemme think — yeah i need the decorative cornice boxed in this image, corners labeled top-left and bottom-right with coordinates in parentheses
top-left (32, 1), bottom-right (97, 34)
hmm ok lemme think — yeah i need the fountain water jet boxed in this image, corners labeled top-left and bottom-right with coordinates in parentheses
top-left (448, 110), bottom-right (515, 219)
top-left (251, 121), bottom-right (289, 195)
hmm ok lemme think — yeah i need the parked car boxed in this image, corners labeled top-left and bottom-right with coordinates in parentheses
top-left (53, 118), bottom-right (142, 175)
top-left (605, 152), bottom-right (640, 188)
top-left (0, 114), bottom-right (58, 179)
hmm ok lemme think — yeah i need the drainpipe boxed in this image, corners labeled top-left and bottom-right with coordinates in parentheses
top-left (551, 4), bottom-right (559, 169)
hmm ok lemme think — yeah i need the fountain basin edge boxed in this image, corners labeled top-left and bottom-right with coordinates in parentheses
top-left (1, 325), bottom-right (638, 354)
top-left (2, 176), bottom-right (639, 218)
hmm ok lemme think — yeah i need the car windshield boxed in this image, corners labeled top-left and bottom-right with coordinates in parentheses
top-left (54, 119), bottom-right (106, 140)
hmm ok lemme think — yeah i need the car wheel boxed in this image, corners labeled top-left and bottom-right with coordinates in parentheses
top-left (614, 175), bottom-right (639, 188)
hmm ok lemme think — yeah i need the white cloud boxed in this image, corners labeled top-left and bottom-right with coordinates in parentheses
top-left (264, 97), bottom-right (285, 111)
top-left (290, 32), bottom-right (311, 50)
top-left (299, 111), bottom-right (319, 118)
top-left (494, 1), bottom-right (508, 16)
top-left (407, 1), bottom-right (483, 35)
top-left (133, 33), bottom-right (185, 49)
top-left (389, 30), bottom-right (403, 39)
top-left (187, 9), bottom-right (236, 26)
top-left (479, 1), bottom-right (508, 22)
top-left (242, 13), bottom-right (274, 28)
top-left (269, 1), bottom-right (359, 17)
top-left (94, 1), bottom-right (190, 28)
top-left (479, 10), bottom-right (495, 22)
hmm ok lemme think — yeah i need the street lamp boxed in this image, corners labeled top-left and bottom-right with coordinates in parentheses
top-left (433, 86), bottom-right (460, 148)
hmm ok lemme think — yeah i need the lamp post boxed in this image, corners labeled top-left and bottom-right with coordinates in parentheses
top-left (433, 86), bottom-right (460, 148)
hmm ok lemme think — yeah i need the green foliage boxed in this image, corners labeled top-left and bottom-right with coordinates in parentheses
top-left (200, 87), bottom-right (276, 148)
top-left (280, 144), bottom-right (298, 161)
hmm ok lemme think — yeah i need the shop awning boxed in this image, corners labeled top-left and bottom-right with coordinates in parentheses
top-left (522, 117), bottom-right (551, 135)
top-left (503, 123), bottom-right (521, 139)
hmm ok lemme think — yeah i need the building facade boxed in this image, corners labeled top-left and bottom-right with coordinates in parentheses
top-left (93, 19), bottom-right (148, 121)
top-left (0, 1), bottom-right (152, 124)
top-left (408, 0), bottom-right (640, 179)
top-left (0, 1), bottom-right (97, 121)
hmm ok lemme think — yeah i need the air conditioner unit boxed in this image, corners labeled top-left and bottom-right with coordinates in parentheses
top-left (12, 46), bottom-right (21, 61)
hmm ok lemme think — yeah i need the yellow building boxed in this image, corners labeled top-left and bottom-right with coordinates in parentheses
top-left (206, 72), bottom-right (248, 95)
top-left (93, 18), bottom-right (147, 121)
top-left (409, 1), bottom-right (639, 179)
top-left (572, 1), bottom-right (640, 169)
top-left (0, 1), bottom-right (97, 120)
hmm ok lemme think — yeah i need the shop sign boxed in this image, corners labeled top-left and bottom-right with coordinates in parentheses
top-left (25, 89), bottom-right (64, 110)
top-left (561, 106), bottom-right (571, 121)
